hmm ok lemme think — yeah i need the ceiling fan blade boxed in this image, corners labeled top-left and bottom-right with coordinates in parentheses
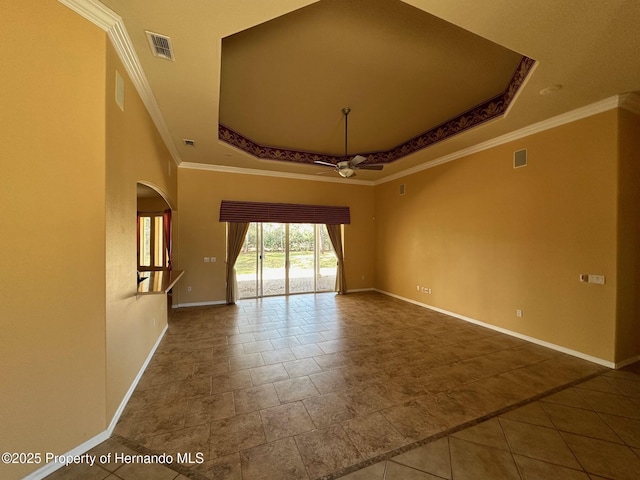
top-left (314, 160), bottom-right (337, 168)
top-left (356, 164), bottom-right (384, 170)
top-left (350, 155), bottom-right (367, 166)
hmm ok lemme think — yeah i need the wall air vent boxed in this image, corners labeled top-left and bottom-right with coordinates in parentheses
top-left (183, 139), bottom-right (196, 147)
top-left (514, 149), bottom-right (527, 168)
top-left (145, 31), bottom-right (174, 61)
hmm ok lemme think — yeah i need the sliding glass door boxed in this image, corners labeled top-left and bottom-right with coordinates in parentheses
top-left (237, 222), bottom-right (337, 299)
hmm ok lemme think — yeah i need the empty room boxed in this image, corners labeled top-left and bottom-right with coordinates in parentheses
top-left (2, 1), bottom-right (640, 479)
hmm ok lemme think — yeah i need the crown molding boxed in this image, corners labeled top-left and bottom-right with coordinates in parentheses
top-left (58, 0), bottom-right (182, 165)
top-left (374, 94), bottom-right (625, 185)
top-left (179, 162), bottom-right (374, 186)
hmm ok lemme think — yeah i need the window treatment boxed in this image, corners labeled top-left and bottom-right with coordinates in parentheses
top-left (326, 224), bottom-right (347, 294)
top-left (136, 212), bottom-right (141, 267)
top-left (163, 209), bottom-right (172, 270)
top-left (226, 222), bottom-right (250, 304)
top-left (220, 200), bottom-right (350, 225)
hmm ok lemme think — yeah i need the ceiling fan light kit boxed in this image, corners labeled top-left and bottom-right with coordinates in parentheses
top-left (314, 107), bottom-right (384, 178)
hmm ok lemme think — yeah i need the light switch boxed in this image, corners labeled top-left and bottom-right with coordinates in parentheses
top-left (204, 257), bottom-right (210, 263)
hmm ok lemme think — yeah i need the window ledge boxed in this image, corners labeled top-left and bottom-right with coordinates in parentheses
top-left (137, 270), bottom-right (184, 295)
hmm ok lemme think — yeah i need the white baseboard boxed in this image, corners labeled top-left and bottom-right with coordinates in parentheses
top-left (21, 430), bottom-right (111, 480)
top-left (173, 300), bottom-right (227, 308)
top-left (23, 325), bottom-right (168, 480)
top-left (615, 354), bottom-right (640, 369)
top-left (375, 289), bottom-right (617, 369)
top-left (106, 324), bottom-right (168, 432)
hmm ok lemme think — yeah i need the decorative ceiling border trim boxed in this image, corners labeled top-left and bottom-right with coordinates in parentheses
top-left (58, 0), bottom-right (182, 165)
top-left (219, 56), bottom-right (536, 166)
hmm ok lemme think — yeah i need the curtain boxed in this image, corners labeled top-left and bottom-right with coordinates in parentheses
top-left (136, 212), bottom-right (141, 267)
top-left (226, 222), bottom-right (250, 304)
top-left (326, 224), bottom-right (347, 295)
top-left (163, 209), bottom-right (172, 270)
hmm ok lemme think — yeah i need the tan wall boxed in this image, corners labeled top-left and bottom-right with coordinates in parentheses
top-left (374, 111), bottom-right (619, 362)
top-left (175, 169), bottom-right (374, 305)
top-left (105, 44), bottom-right (178, 419)
top-left (615, 108), bottom-right (640, 362)
top-left (0, 3), bottom-right (107, 479)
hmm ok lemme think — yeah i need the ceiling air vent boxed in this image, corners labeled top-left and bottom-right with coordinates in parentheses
top-left (145, 31), bottom-right (174, 61)
top-left (183, 139), bottom-right (196, 147)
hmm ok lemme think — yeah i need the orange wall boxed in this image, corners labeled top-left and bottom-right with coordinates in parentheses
top-left (616, 107), bottom-right (640, 362)
top-left (0, 3), bottom-right (107, 479)
top-left (374, 111), bottom-right (620, 362)
top-left (105, 43), bottom-right (178, 419)
top-left (175, 169), bottom-right (374, 305)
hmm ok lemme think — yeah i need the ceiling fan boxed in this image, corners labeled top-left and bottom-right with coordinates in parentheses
top-left (314, 107), bottom-right (384, 178)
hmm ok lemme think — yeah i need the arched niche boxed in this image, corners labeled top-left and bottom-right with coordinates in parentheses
top-left (135, 182), bottom-right (183, 298)
top-left (136, 182), bottom-right (173, 212)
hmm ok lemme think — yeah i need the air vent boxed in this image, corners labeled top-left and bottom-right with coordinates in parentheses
top-left (399, 184), bottom-right (406, 195)
top-left (145, 31), bottom-right (174, 61)
top-left (514, 149), bottom-right (527, 168)
top-left (183, 139), bottom-right (196, 147)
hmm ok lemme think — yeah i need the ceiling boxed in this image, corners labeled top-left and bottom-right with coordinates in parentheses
top-left (93, 0), bottom-right (640, 182)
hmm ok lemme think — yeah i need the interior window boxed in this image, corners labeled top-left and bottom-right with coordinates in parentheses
top-left (138, 213), bottom-right (166, 270)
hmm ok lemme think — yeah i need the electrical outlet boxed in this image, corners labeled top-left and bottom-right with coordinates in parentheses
top-left (187, 286), bottom-right (192, 292)
top-left (580, 274), bottom-right (606, 284)
top-left (416, 285), bottom-right (420, 291)
top-left (516, 309), bottom-right (523, 318)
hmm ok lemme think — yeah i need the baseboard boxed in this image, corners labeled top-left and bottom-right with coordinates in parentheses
top-left (375, 289), bottom-right (616, 369)
top-left (21, 430), bottom-right (111, 480)
top-left (106, 324), bottom-right (169, 432)
top-left (615, 354), bottom-right (640, 369)
top-left (23, 325), bottom-right (168, 480)
top-left (346, 288), bottom-right (375, 293)
top-left (173, 300), bottom-right (227, 308)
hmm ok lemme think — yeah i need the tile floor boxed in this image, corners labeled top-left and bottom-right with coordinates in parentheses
top-left (45, 292), bottom-right (640, 480)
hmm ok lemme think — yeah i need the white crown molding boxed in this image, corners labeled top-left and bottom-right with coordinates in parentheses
top-left (179, 161), bottom-right (375, 186)
top-left (58, 0), bottom-right (182, 165)
top-left (374, 94), bottom-right (625, 185)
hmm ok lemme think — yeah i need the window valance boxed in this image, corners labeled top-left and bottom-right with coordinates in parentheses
top-left (219, 200), bottom-right (350, 225)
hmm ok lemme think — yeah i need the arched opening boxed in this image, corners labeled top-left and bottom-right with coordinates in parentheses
top-left (136, 183), bottom-right (172, 272)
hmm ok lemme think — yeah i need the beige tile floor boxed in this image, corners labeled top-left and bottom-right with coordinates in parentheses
top-left (45, 292), bottom-right (640, 480)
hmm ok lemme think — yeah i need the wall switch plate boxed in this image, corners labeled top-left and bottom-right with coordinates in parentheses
top-left (211, 257), bottom-right (216, 262)
top-left (204, 257), bottom-right (210, 263)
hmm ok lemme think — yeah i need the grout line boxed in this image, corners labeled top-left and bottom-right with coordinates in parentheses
top-left (318, 369), bottom-right (607, 480)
